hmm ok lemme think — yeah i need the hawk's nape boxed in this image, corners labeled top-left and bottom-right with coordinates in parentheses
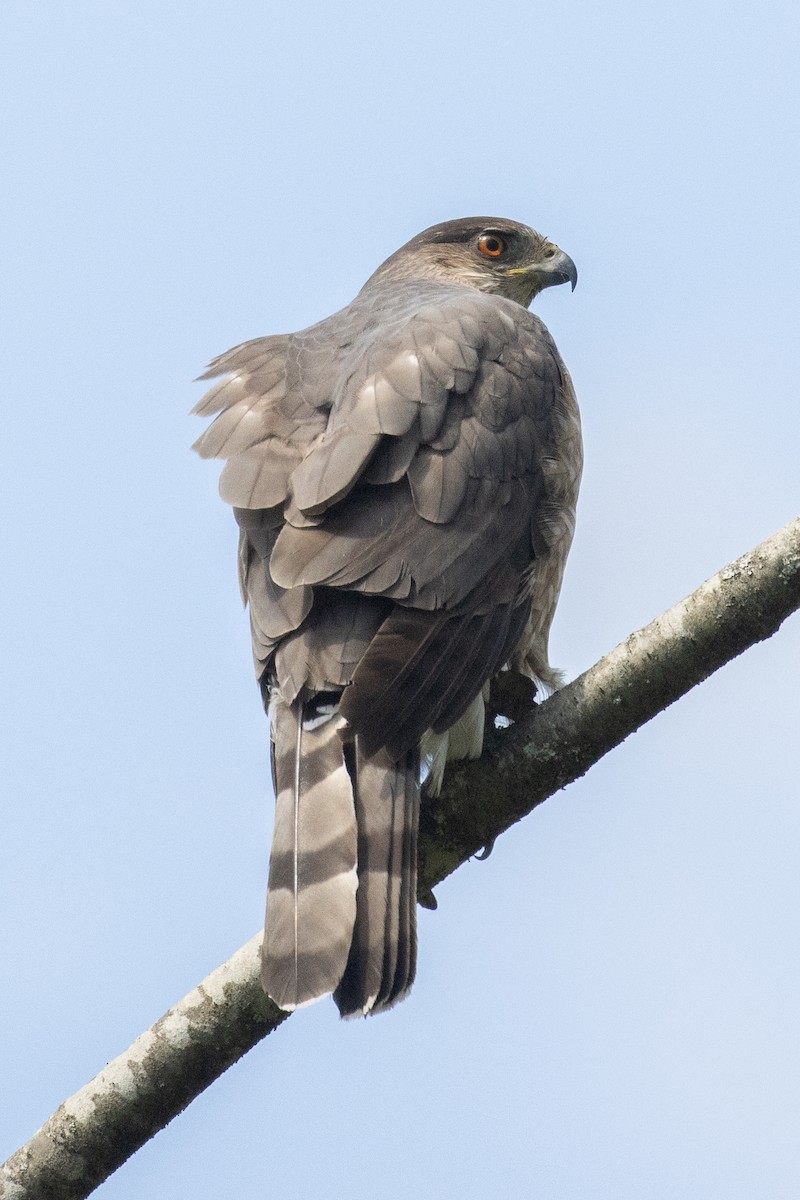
top-left (193, 217), bottom-right (582, 1016)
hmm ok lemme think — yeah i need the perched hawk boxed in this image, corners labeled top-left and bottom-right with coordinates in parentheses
top-left (194, 217), bottom-right (582, 1017)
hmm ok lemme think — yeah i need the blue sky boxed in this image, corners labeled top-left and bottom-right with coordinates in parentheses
top-left (2, 1), bottom-right (799, 1195)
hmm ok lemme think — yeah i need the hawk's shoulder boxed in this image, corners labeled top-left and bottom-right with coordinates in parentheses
top-left (192, 280), bottom-right (569, 544)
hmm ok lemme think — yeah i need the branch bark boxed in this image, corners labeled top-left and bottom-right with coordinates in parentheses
top-left (3, 516), bottom-right (799, 1200)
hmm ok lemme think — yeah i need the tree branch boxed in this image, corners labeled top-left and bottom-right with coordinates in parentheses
top-left (3, 517), bottom-right (798, 1200)
top-left (419, 514), bottom-right (800, 891)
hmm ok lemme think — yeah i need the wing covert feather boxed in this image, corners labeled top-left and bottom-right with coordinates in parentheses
top-left (194, 281), bottom-right (579, 733)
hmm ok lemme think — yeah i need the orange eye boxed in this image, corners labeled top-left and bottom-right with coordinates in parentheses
top-left (478, 233), bottom-right (506, 258)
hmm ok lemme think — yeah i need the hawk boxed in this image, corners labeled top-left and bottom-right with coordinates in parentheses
top-left (193, 217), bottom-right (581, 1017)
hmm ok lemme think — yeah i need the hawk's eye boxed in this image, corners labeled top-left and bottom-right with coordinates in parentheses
top-left (477, 233), bottom-right (506, 258)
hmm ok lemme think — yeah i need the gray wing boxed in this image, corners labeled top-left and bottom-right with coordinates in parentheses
top-left (193, 284), bottom-right (575, 758)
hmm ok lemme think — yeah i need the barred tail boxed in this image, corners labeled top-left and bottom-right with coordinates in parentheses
top-left (262, 696), bottom-right (358, 1011)
top-left (334, 740), bottom-right (420, 1018)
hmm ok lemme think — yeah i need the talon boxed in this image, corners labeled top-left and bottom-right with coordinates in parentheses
top-left (475, 839), bottom-right (496, 861)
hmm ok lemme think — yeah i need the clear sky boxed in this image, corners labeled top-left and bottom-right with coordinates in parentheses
top-left (2, 1), bottom-right (799, 1196)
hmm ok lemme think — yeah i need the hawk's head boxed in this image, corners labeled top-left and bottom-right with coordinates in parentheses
top-left (364, 216), bottom-right (577, 307)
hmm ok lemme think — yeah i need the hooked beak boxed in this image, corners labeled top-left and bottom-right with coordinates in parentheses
top-left (507, 244), bottom-right (578, 292)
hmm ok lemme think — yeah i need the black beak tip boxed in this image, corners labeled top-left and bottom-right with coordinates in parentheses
top-left (547, 250), bottom-right (578, 293)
